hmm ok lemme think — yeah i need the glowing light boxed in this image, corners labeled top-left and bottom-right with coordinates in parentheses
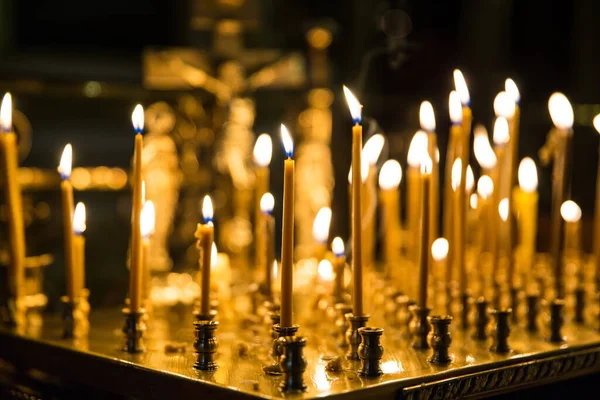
top-left (140, 200), bottom-right (156, 238)
top-left (347, 158), bottom-right (370, 184)
top-left (343, 85), bottom-right (362, 123)
top-left (594, 114), bottom-right (600, 134)
top-left (407, 130), bottom-right (429, 167)
top-left (477, 175), bottom-right (494, 199)
top-left (548, 92), bottom-right (574, 130)
top-left (381, 360), bottom-right (404, 374)
top-left (132, 104), bottom-right (144, 133)
top-left (449, 91), bottom-right (463, 124)
top-left (273, 260), bottom-right (279, 280)
top-left (505, 79), bottom-right (520, 104)
top-left (73, 202), bottom-right (86, 235)
top-left (260, 192), bottom-right (274, 214)
top-left (518, 158), bottom-right (538, 193)
top-left (202, 195), bottom-right (213, 223)
top-left (561, 200), bottom-right (582, 223)
top-left (466, 165), bottom-right (474, 192)
top-left (419, 101), bottom-right (436, 132)
top-left (253, 133), bottom-right (273, 167)
top-left (431, 238), bottom-right (449, 261)
top-left (0, 93), bottom-right (12, 131)
top-left (362, 134), bottom-right (385, 166)
top-left (451, 158), bottom-right (462, 191)
top-left (470, 193), bottom-right (478, 209)
top-left (453, 69), bottom-right (470, 106)
top-left (473, 125), bottom-right (497, 169)
top-left (493, 117), bottom-right (510, 145)
top-left (420, 155), bottom-right (433, 174)
top-left (211, 242), bottom-right (218, 269)
top-left (499, 198), bottom-right (509, 221)
top-left (332, 237), bottom-right (345, 257)
top-left (493, 91), bottom-right (516, 119)
top-left (313, 207), bottom-right (332, 243)
top-left (280, 124), bottom-right (294, 157)
top-left (378, 160), bottom-right (402, 190)
top-left (318, 259), bottom-right (334, 282)
top-left (58, 144), bottom-right (73, 180)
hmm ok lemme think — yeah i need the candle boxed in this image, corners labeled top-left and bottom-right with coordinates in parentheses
top-left (476, 176), bottom-right (494, 295)
top-left (0, 94), bottom-right (25, 299)
top-left (592, 115), bottom-right (600, 290)
top-left (451, 158), bottom-right (467, 294)
top-left (378, 160), bottom-right (402, 277)
top-left (312, 207), bottom-right (332, 260)
top-left (420, 101), bottom-right (439, 275)
top-left (129, 104), bottom-right (145, 312)
top-left (431, 237), bottom-right (449, 311)
top-left (140, 200), bottom-right (155, 304)
top-left (253, 134), bottom-right (272, 269)
top-left (58, 144), bottom-right (76, 300)
top-left (418, 156), bottom-right (433, 308)
top-left (560, 200), bottom-right (582, 258)
top-left (505, 79), bottom-right (521, 190)
top-left (474, 125), bottom-right (497, 176)
top-left (407, 131), bottom-right (429, 266)
top-left (260, 192), bottom-right (275, 300)
top-left (343, 85), bottom-right (365, 317)
top-left (493, 91), bottom-right (517, 201)
top-left (362, 134), bottom-right (385, 269)
top-left (280, 123), bottom-right (295, 326)
top-left (498, 198), bottom-right (514, 294)
top-left (547, 93), bottom-right (574, 300)
top-left (514, 157), bottom-right (538, 292)
top-left (72, 202), bottom-right (86, 299)
top-left (196, 195), bottom-right (214, 316)
top-left (331, 237), bottom-right (346, 302)
top-left (317, 259), bottom-right (335, 288)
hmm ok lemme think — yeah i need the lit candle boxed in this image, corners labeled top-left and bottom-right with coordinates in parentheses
top-left (129, 104), bottom-right (145, 312)
top-left (431, 237), bottom-right (449, 312)
top-left (498, 198), bottom-right (514, 294)
top-left (547, 93), bottom-right (574, 300)
top-left (592, 115), bottom-right (600, 290)
top-left (493, 91), bottom-right (517, 201)
top-left (420, 101), bottom-right (439, 274)
top-left (343, 85), bottom-right (365, 317)
top-left (451, 158), bottom-right (466, 294)
top-left (331, 237), bottom-right (346, 302)
top-left (260, 192), bottom-right (275, 300)
top-left (72, 202), bottom-right (86, 299)
top-left (196, 195), bottom-right (214, 316)
top-left (476, 176), bottom-right (494, 296)
top-left (474, 125), bottom-right (497, 177)
top-left (513, 157), bottom-right (538, 292)
top-left (378, 160), bottom-right (402, 277)
top-left (0, 93), bottom-right (25, 298)
top-left (362, 134), bottom-right (385, 269)
top-left (317, 259), bottom-right (335, 290)
top-left (280, 124), bottom-right (295, 326)
top-left (312, 207), bottom-right (332, 260)
top-left (58, 144), bottom-right (76, 301)
top-left (140, 200), bottom-right (155, 304)
top-left (418, 156), bottom-right (433, 308)
top-left (560, 200), bottom-right (582, 258)
top-left (407, 131), bottom-right (429, 264)
top-left (253, 134), bottom-right (272, 269)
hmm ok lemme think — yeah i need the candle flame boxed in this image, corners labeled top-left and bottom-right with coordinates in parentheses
top-left (318, 259), bottom-right (335, 282)
top-left (362, 134), bottom-right (385, 166)
top-left (548, 92), bottom-right (574, 130)
top-left (280, 124), bottom-right (294, 157)
top-left (449, 91), bottom-right (463, 124)
top-left (594, 114), bottom-right (600, 134)
top-left (0, 93), bottom-right (12, 131)
top-left (470, 193), bottom-right (478, 209)
top-left (273, 260), bottom-right (279, 280)
top-left (378, 159), bottom-right (402, 190)
top-left (431, 238), bottom-right (449, 261)
top-left (312, 207), bottom-right (332, 243)
top-left (518, 157), bottom-right (538, 193)
top-left (505, 78), bottom-right (520, 104)
top-left (73, 202), bottom-right (86, 234)
top-left (499, 198), bottom-right (509, 221)
top-left (493, 91), bottom-right (516, 119)
top-left (453, 69), bottom-right (470, 106)
top-left (260, 192), bottom-right (275, 214)
top-left (560, 200), bottom-right (581, 223)
top-left (253, 133), bottom-right (273, 167)
top-left (140, 200), bottom-right (155, 238)
top-left (473, 125), bottom-right (497, 169)
top-left (407, 130), bottom-right (429, 167)
top-left (451, 158), bottom-right (462, 191)
top-left (211, 242), bottom-right (218, 269)
top-left (420, 155), bottom-right (433, 175)
top-left (202, 195), bottom-right (214, 223)
top-left (466, 165), bottom-right (474, 192)
top-left (332, 237), bottom-right (345, 257)
top-left (419, 101), bottom-right (436, 132)
top-left (342, 85), bottom-right (362, 123)
top-left (492, 117), bottom-right (510, 145)
top-left (477, 175), bottom-right (494, 199)
top-left (347, 158), bottom-right (370, 184)
top-left (132, 104), bottom-right (144, 133)
top-left (58, 144), bottom-right (73, 180)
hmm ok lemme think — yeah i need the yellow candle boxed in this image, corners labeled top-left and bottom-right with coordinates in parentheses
top-left (420, 101), bottom-right (439, 275)
top-left (499, 198), bottom-right (514, 292)
top-left (253, 133), bottom-right (272, 269)
top-left (454, 72), bottom-right (473, 243)
top-left (343, 86), bottom-right (365, 317)
top-left (312, 206), bottom-right (332, 260)
top-left (58, 144), bottom-right (76, 301)
top-left (362, 134), bottom-right (385, 269)
top-left (378, 160), bottom-right (402, 278)
top-left (506, 79), bottom-right (521, 188)
top-left (418, 157), bottom-right (433, 308)
top-left (280, 124), bottom-right (295, 326)
top-left (0, 93), bottom-right (25, 298)
top-left (331, 237), bottom-right (346, 302)
top-left (196, 195), bottom-right (214, 316)
top-left (407, 131), bottom-right (428, 267)
top-left (493, 91), bottom-right (517, 201)
top-left (591, 115), bottom-right (600, 288)
top-left (514, 157), bottom-right (538, 292)
top-left (561, 201), bottom-right (582, 257)
top-left (72, 202), bottom-right (86, 298)
top-left (260, 192), bottom-right (275, 300)
top-left (476, 176), bottom-right (494, 295)
top-left (451, 158), bottom-right (466, 294)
top-left (431, 237), bottom-right (449, 289)
top-left (129, 104), bottom-right (145, 312)
top-left (140, 201), bottom-right (155, 304)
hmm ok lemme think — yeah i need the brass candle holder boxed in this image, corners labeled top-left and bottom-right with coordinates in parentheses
top-left (61, 295), bottom-right (79, 339)
top-left (409, 305), bottom-right (431, 350)
top-left (193, 320), bottom-right (219, 371)
top-left (263, 324), bottom-right (299, 375)
top-left (428, 315), bottom-right (453, 364)
top-left (279, 336), bottom-right (307, 392)
top-left (357, 327), bottom-right (384, 377)
top-left (548, 299), bottom-right (566, 343)
top-left (345, 313), bottom-right (369, 360)
top-left (490, 309), bottom-right (512, 354)
top-left (473, 297), bottom-right (489, 341)
top-left (526, 293), bottom-right (540, 333)
top-left (122, 307), bottom-right (147, 353)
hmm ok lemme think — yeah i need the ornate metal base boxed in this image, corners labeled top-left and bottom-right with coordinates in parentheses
top-left (490, 309), bottom-right (512, 354)
top-left (548, 299), bottom-right (566, 343)
top-left (357, 327), bottom-right (384, 377)
top-left (473, 298), bottom-right (489, 341)
top-left (428, 316), bottom-right (453, 364)
top-left (460, 292), bottom-right (471, 330)
top-left (279, 336), bottom-right (307, 392)
top-left (193, 320), bottom-right (219, 371)
top-left (122, 307), bottom-right (146, 353)
top-left (193, 308), bottom-right (217, 321)
top-left (409, 306), bottom-right (431, 350)
top-left (345, 314), bottom-right (369, 360)
top-left (61, 296), bottom-right (78, 339)
top-left (263, 324), bottom-right (299, 375)
top-left (526, 294), bottom-right (540, 333)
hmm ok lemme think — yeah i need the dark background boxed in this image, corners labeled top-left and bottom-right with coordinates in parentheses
top-left (1, 0), bottom-right (600, 308)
